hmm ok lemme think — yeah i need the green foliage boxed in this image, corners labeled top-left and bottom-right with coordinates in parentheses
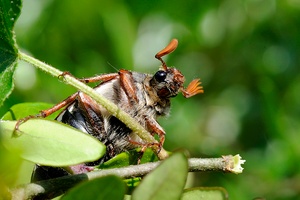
top-left (99, 148), bottom-right (159, 169)
top-left (0, 102), bottom-right (105, 166)
top-left (0, 66), bottom-right (16, 107)
top-left (0, 0), bottom-right (20, 68)
top-left (0, 120), bottom-right (105, 166)
top-left (1, 102), bottom-right (56, 120)
top-left (61, 175), bottom-right (126, 200)
top-left (0, 0), bottom-right (21, 107)
top-left (1, 2), bottom-right (214, 199)
top-left (182, 187), bottom-right (228, 200)
top-left (1, 0), bottom-right (300, 199)
top-left (132, 153), bottom-right (188, 200)
top-left (0, 142), bottom-right (22, 196)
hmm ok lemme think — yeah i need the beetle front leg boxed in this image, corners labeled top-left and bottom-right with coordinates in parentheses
top-left (58, 71), bottom-right (119, 84)
top-left (127, 115), bottom-right (167, 155)
top-left (127, 136), bottom-right (160, 164)
top-left (145, 117), bottom-right (166, 152)
top-left (79, 73), bottom-right (119, 83)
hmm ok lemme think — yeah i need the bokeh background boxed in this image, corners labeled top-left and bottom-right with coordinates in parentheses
top-left (1, 0), bottom-right (300, 199)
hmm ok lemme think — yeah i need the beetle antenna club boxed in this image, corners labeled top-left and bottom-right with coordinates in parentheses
top-left (155, 39), bottom-right (178, 70)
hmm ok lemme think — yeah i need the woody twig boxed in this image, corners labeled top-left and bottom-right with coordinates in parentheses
top-left (9, 155), bottom-right (245, 200)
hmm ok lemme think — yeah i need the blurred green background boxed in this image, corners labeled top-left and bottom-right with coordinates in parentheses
top-left (1, 0), bottom-right (300, 199)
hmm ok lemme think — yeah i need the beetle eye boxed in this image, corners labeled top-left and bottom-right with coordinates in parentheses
top-left (154, 70), bottom-right (167, 82)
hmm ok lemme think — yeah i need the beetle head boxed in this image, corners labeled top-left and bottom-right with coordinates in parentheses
top-left (150, 39), bottom-right (203, 99)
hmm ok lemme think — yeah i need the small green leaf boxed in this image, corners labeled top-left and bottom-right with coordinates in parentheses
top-left (61, 175), bottom-right (126, 200)
top-left (124, 177), bottom-right (142, 193)
top-left (1, 102), bottom-right (57, 120)
top-left (0, 0), bottom-right (22, 106)
top-left (181, 187), bottom-right (229, 200)
top-left (99, 148), bottom-right (159, 169)
top-left (0, 119), bottom-right (106, 166)
top-left (132, 152), bottom-right (188, 200)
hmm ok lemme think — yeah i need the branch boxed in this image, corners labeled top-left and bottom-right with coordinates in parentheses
top-left (18, 51), bottom-right (168, 160)
top-left (9, 155), bottom-right (245, 199)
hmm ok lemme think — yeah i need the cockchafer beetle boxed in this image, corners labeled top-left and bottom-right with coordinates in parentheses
top-left (17, 39), bottom-right (204, 181)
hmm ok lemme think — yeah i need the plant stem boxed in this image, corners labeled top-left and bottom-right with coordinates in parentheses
top-left (18, 51), bottom-right (168, 160)
top-left (10, 155), bottom-right (245, 199)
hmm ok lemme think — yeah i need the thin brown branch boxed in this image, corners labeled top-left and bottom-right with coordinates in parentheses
top-left (9, 155), bottom-right (245, 200)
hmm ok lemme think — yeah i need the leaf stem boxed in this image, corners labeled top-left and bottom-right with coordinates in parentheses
top-left (18, 51), bottom-right (168, 160)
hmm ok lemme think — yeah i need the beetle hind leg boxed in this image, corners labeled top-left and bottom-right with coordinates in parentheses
top-left (14, 93), bottom-right (78, 134)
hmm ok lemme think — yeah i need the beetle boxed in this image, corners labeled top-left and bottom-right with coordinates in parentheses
top-left (21, 39), bottom-right (204, 181)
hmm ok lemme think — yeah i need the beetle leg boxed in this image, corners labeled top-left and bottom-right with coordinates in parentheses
top-left (79, 73), bottom-right (119, 83)
top-left (41, 93), bottom-right (78, 118)
top-left (76, 92), bottom-right (105, 137)
top-left (127, 136), bottom-right (160, 164)
top-left (145, 117), bottom-right (166, 152)
top-left (119, 69), bottom-right (138, 103)
top-left (127, 117), bottom-right (165, 162)
top-left (15, 93), bottom-right (78, 131)
top-left (58, 71), bottom-right (119, 84)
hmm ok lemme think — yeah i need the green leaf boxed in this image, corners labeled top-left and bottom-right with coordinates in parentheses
top-left (0, 0), bottom-right (21, 53)
top-left (99, 148), bottom-right (159, 169)
top-left (124, 177), bottom-right (142, 193)
top-left (0, 142), bottom-right (22, 186)
top-left (99, 148), bottom-right (160, 193)
top-left (99, 148), bottom-right (158, 192)
top-left (0, 0), bottom-right (22, 106)
top-left (0, 60), bottom-right (17, 107)
top-left (0, 119), bottom-right (106, 166)
top-left (132, 153), bottom-right (188, 200)
top-left (1, 102), bottom-right (57, 120)
top-left (61, 175), bottom-right (126, 200)
top-left (181, 187), bottom-right (229, 200)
